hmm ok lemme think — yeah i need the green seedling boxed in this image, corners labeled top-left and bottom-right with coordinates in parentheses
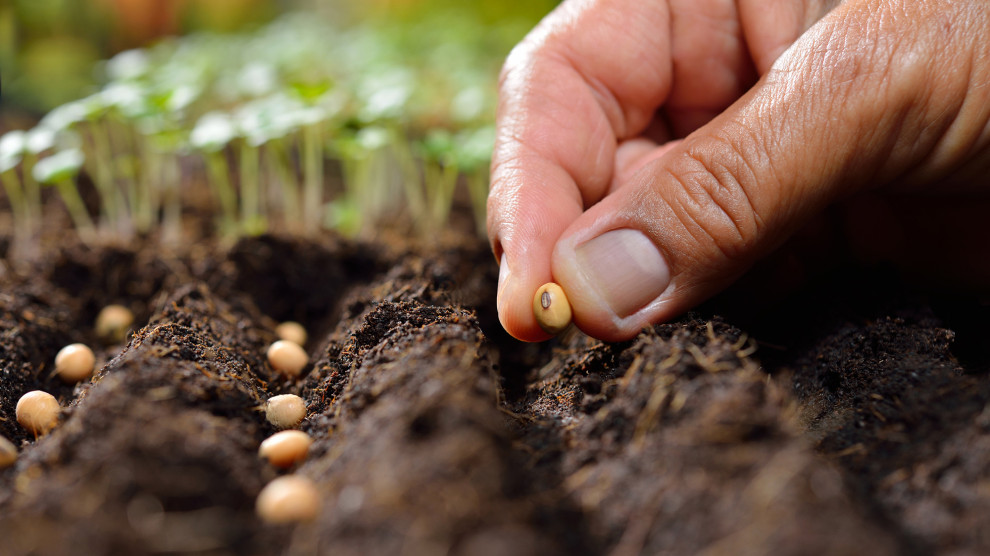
top-left (32, 148), bottom-right (96, 241)
top-left (0, 131), bottom-right (30, 249)
top-left (418, 129), bottom-right (460, 234)
top-left (191, 112), bottom-right (239, 236)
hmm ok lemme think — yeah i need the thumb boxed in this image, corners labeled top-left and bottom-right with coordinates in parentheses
top-left (552, 0), bottom-right (990, 341)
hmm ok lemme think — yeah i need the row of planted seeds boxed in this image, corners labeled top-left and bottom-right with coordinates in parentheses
top-left (0, 12), bottom-right (509, 253)
top-left (0, 310), bottom-right (321, 524)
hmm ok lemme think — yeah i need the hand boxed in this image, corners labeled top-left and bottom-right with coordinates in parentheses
top-left (487, 0), bottom-right (990, 342)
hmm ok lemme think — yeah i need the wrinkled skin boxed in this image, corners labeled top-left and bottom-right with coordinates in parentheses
top-left (488, 0), bottom-right (990, 342)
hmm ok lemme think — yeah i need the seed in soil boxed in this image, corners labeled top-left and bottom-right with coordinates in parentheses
top-left (16, 390), bottom-right (60, 436)
top-left (0, 435), bottom-right (16, 468)
top-left (256, 475), bottom-right (320, 524)
top-left (275, 321), bottom-right (307, 346)
top-left (259, 430), bottom-right (312, 469)
top-left (267, 340), bottom-right (309, 377)
top-left (533, 282), bottom-right (572, 335)
top-left (54, 343), bottom-right (96, 383)
top-left (266, 394), bottom-right (307, 429)
top-left (95, 304), bottom-right (135, 344)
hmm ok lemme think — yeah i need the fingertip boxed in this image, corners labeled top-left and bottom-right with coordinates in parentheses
top-left (497, 253), bottom-right (553, 343)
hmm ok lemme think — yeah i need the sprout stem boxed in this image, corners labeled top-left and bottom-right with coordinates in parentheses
top-left (21, 153), bottom-right (42, 237)
top-left (466, 170), bottom-right (488, 237)
top-left (239, 141), bottom-right (264, 235)
top-left (204, 151), bottom-right (238, 236)
top-left (87, 121), bottom-right (120, 232)
top-left (301, 125), bottom-right (323, 234)
top-left (53, 177), bottom-right (96, 242)
top-left (0, 169), bottom-right (30, 250)
top-left (161, 155), bottom-right (182, 245)
top-left (391, 131), bottom-right (426, 229)
top-left (266, 141), bottom-right (302, 232)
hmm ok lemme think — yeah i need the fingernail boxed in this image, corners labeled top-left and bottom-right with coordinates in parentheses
top-left (575, 229), bottom-right (670, 318)
top-left (496, 254), bottom-right (511, 325)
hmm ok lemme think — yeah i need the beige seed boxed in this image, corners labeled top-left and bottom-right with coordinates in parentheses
top-left (16, 390), bottom-right (60, 436)
top-left (266, 394), bottom-right (307, 429)
top-left (275, 321), bottom-right (307, 346)
top-left (95, 304), bottom-right (134, 344)
top-left (256, 475), bottom-right (320, 524)
top-left (259, 430), bottom-right (313, 469)
top-left (54, 343), bottom-right (96, 383)
top-left (0, 435), bottom-right (17, 468)
top-left (267, 340), bottom-right (309, 377)
top-left (533, 282), bottom-right (573, 335)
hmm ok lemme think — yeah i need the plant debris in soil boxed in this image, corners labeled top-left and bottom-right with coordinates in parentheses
top-left (0, 234), bottom-right (988, 555)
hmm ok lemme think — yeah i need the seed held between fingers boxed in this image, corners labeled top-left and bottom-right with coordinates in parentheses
top-left (267, 340), bottom-right (309, 377)
top-left (256, 475), bottom-right (320, 524)
top-left (54, 343), bottom-right (96, 383)
top-left (0, 435), bottom-right (17, 468)
top-left (533, 282), bottom-right (572, 335)
top-left (265, 394), bottom-right (307, 429)
top-left (16, 391), bottom-right (60, 436)
top-left (259, 429), bottom-right (313, 469)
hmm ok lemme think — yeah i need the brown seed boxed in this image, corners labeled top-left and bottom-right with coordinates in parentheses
top-left (267, 340), bottom-right (309, 377)
top-left (54, 343), bottom-right (96, 383)
top-left (16, 391), bottom-right (60, 436)
top-left (256, 475), bottom-right (320, 523)
top-left (275, 321), bottom-right (307, 346)
top-left (265, 394), bottom-right (307, 429)
top-left (268, 340), bottom-right (309, 377)
top-left (0, 435), bottom-right (17, 468)
top-left (95, 304), bottom-right (134, 344)
top-left (259, 430), bottom-right (313, 469)
top-left (532, 282), bottom-right (572, 335)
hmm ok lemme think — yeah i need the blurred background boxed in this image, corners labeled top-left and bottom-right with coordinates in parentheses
top-left (0, 0), bottom-right (558, 123)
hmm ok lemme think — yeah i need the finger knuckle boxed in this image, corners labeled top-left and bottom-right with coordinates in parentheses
top-left (660, 142), bottom-right (766, 262)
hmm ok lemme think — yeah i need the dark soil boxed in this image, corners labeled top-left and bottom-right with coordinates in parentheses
top-left (0, 229), bottom-right (988, 555)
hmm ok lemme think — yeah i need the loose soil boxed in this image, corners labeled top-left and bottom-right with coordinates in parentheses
top-left (0, 226), bottom-right (988, 555)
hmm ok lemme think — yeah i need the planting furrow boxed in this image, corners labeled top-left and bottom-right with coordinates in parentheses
top-left (508, 317), bottom-right (902, 555)
top-left (292, 255), bottom-right (591, 555)
top-left (0, 282), bottom-right (287, 556)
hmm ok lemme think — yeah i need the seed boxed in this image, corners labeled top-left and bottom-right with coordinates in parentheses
top-left (0, 436), bottom-right (16, 468)
top-left (256, 475), bottom-right (320, 524)
top-left (95, 304), bottom-right (134, 344)
top-left (16, 390), bottom-right (60, 436)
top-left (54, 343), bottom-right (96, 383)
top-left (266, 394), bottom-right (307, 429)
top-left (259, 430), bottom-right (313, 469)
top-left (532, 282), bottom-right (572, 335)
top-left (275, 321), bottom-right (307, 346)
top-left (267, 340), bottom-right (309, 377)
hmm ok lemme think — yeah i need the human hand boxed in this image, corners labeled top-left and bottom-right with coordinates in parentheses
top-left (488, 0), bottom-right (990, 342)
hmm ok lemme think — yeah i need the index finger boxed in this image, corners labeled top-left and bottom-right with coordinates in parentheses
top-left (487, 0), bottom-right (673, 341)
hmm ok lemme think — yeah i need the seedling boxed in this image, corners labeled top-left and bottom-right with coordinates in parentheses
top-left (31, 148), bottom-right (96, 242)
top-left (533, 282), bottom-right (573, 335)
top-left (190, 112), bottom-right (239, 236)
top-left (265, 394), bottom-right (307, 429)
top-left (259, 430), bottom-right (312, 469)
top-left (0, 436), bottom-right (16, 468)
top-left (54, 343), bottom-right (96, 383)
top-left (16, 391), bottom-right (60, 437)
top-left (274, 322), bottom-right (307, 346)
top-left (256, 475), bottom-right (320, 524)
top-left (0, 131), bottom-right (30, 252)
top-left (95, 304), bottom-right (135, 344)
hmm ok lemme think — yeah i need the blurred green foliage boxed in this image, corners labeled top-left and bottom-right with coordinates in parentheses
top-left (1, 0), bottom-right (557, 116)
top-left (0, 0), bottom-right (560, 247)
